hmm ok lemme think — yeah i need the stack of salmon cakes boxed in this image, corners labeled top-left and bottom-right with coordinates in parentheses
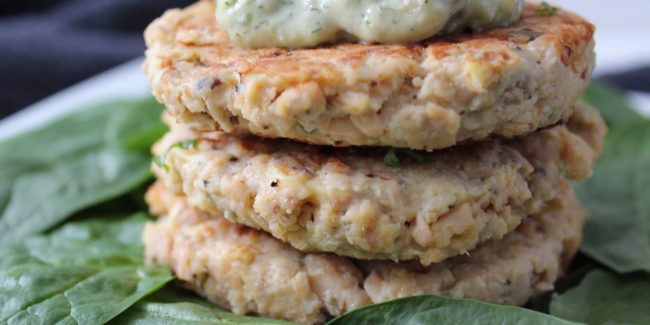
top-left (142, 1), bottom-right (606, 324)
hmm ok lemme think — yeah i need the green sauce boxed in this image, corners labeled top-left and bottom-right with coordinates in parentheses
top-left (216, 0), bottom-right (525, 48)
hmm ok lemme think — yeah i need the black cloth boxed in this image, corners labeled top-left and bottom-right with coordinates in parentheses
top-left (0, 0), bottom-right (648, 119)
top-left (0, 0), bottom-right (193, 118)
top-left (601, 66), bottom-right (650, 93)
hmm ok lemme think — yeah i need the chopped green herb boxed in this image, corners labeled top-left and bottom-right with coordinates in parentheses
top-left (154, 139), bottom-right (198, 172)
top-left (384, 148), bottom-right (431, 167)
top-left (311, 26), bottom-right (322, 33)
top-left (403, 149), bottom-right (432, 163)
top-left (179, 139), bottom-right (198, 149)
top-left (384, 148), bottom-right (400, 167)
top-left (536, 1), bottom-right (557, 15)
top-left (253, 20), bottom-right (269, 30)
top-left (243, 13), bottom-right (252, 23)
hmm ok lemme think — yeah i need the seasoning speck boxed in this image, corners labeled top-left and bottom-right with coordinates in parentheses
top-left (210, 79), bottom-right (222, 89)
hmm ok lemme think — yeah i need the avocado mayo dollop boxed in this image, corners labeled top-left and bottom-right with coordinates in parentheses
top-left (216, 0), bottom-right (525, 48)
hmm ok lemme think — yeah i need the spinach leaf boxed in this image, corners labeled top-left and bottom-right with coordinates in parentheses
top-left (575, 84), bottom-right (650, 273)
top-left (528, 256), bottom-right (598, 314)
top-left (326, 295), bottom-right (579, 325)
top-left (0, 99), bottom-right (164, 169)
top-left (578, 80), bottom-right (643, 128)
top-left (550, 270), bottom-right (650, 324)
top-left (0, 98), bottom-right (167, 243)
top-left (103, 100), bottom-right (170, 151)
top-left (0, 213), bottom-right (174, 324)
top-left (112, 286), bottom-right (295, 325)
top-left (0, 148), bottom-right (151, 244)
top-left (577, 152), bottom-right (650, 273)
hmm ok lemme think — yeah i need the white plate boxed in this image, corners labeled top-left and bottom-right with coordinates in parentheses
top-left (0, 55), bottom-right (649, 141)
top-left (0, 58), bottom-right (151, 140)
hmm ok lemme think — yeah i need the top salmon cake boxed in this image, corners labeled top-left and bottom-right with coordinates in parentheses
top-left (144, 1), bottom-right (594, 150)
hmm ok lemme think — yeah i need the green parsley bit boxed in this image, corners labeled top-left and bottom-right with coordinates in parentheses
top-left (178, 139), bottom-right (198, 149)
top-left (536, 1), bottom-right (557, 16)
top-left (402, 149), bottom-right (432, 163)
top-left (154, 139), bottom-right (198, 172)
top-left (384, 148), bottom-right (400, 167)
top-left (383, 148), bottom-right (431, 167)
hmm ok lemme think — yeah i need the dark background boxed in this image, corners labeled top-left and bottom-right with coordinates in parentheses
top-left (0, 0), bottom-right (193, 119)
top-left (0, 0), bottom-right (648, 120)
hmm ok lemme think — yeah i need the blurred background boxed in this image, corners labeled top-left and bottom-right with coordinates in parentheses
top-left (0, 0), bottom-right (194, 118)
top-left (0, 0), bottom-right (648, 119)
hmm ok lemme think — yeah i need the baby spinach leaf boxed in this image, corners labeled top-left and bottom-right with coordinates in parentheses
top-left (0, 98), bottom-right (164, 171)
top-left (103, 100), bottom-right (169, 151)
top-left (550, 270), bottom-right (650, 324)
top-left (0, 213), bottom-right (174, 325)
top-left (575, 85), bottom-right (650, 273)
top-left (112, 286), bottom-right (295, 325)
top-left (0, 98), bottom-right (166, 242)
top-left (528, 257), bottom-right (598, 314)
top-left (327, 295), bottom-right (579, 325)
top-left (0, 148), bottom-right (152, 244)
top-left (576, 153), bottom-right (650, 273)
top-left (578, 80), bottom-right (643, 128)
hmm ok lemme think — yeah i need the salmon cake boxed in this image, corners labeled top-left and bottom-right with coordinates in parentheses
top-left (152, 103), bottom-right (605, 265)
top-left (144, 179), bottom-right (586, 324)
top-left (144, 1), bottom-right (595, 149)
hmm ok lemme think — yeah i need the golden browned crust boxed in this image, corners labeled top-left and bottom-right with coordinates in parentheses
top-left (152, 103), bottom-right (605, 265)
top-left (144, 179), bottom-right (586, 324)
top-left (144, 1), bottom-right (595, 149)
